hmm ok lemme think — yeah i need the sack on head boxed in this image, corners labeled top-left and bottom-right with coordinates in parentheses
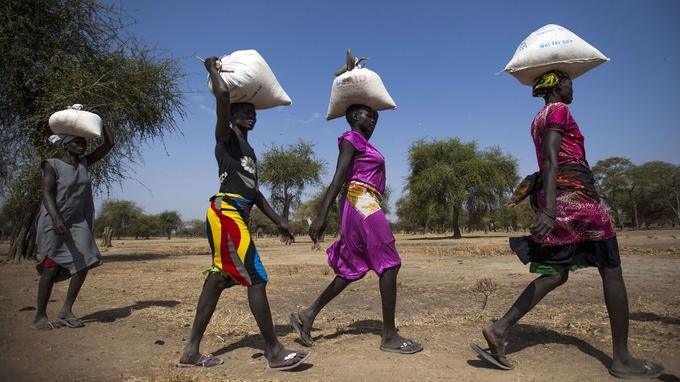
top-left (48, 104), bottom-right (102, 138)
top-left (326, 66), bottom-right (396, 121)
top-left (207, 49), bottom-right (292, 110)
top-left (503, 24), bottom-right (609, 86)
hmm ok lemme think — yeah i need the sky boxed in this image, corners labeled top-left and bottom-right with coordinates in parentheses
top-left (96, 0), bottom-right (680, 222)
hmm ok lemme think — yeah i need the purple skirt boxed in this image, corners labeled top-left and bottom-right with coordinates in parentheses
top-left (327, 182), bottom-right (401, 280)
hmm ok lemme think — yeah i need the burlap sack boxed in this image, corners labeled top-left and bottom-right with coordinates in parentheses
top-left (326, 67), bottom-right (396, 121)
top-left (207, 50), bottom-right (292, 110)
top-left (503, 24), bottom-right (609, 86)
top-left (48, 104), bottom-right (102, 138)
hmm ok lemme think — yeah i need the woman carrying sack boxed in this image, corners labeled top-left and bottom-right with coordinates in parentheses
top-left (33, 116), bottom-right (114, 330)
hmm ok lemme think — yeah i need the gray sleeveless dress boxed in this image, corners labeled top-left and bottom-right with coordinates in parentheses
top-left (35, 158), bottom-right (103, 282)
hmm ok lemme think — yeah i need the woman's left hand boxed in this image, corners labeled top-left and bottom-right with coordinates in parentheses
top-left (276, 222), bottom-right (295, 245)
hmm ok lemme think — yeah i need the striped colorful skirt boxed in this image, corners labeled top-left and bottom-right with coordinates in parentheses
top-left (205, 193), bottom-right (267, 286)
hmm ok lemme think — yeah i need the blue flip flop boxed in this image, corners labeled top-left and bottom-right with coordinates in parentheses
top-left (266, 350), bottom-right (311, 371)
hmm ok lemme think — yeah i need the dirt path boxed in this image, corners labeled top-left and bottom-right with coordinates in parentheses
top-left (0, 230), bottom-right (678, 381)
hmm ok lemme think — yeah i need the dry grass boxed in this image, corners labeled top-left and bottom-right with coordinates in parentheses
top-left (1, 230), bottom-right (679, 381)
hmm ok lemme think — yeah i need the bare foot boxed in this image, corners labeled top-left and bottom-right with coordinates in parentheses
top-left (482, 326), bottom-right (513, 368)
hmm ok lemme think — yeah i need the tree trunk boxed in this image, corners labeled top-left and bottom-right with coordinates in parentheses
top-left (451, 204), bottom-right (462, 238)
top-left (7, 201), bottom-right (41, 263)
top-left (101, 227), bottom-right (113, 248)
top-left (632, 200), bottom-right (640, 230)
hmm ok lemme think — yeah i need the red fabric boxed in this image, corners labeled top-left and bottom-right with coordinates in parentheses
top-left (43, 256), bottom-right (59, 267)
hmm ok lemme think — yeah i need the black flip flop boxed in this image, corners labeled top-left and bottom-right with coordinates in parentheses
top-left (289, 313), bottom-right (315, 347)
top-left (470, 342), bottom-right (515, 370)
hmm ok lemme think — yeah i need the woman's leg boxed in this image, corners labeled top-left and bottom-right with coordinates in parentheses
top-left (378, 264), bottom-right (421, 352)
top-left (33, 266), bottom-right (59, 328)
top-left (483, 271), bottom-right (569, 366)
top-left (298, 276), bottom-right (353, 335)
top-left (179, 273), bottom-right (227, 364)
top-left (248, 282), bottom-right (308, 368)
top-left (58, 267), bottom-right (88, 322)
top-left (600, 266), bottom-right (664, 376)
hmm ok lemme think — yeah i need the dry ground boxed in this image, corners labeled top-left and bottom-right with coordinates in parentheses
top-left (0, 230), bottom-right (678, 382)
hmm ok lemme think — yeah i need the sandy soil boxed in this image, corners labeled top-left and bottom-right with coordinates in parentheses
top-left (0, 229), bottom-right (678, 382)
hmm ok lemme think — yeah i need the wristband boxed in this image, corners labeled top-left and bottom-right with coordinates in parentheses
top-left (542, 211), bottom-right (555, 220)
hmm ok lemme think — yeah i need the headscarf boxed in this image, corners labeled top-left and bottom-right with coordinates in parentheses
top-left (49, 134), bottom-right (79, 148)
top-left (532, 70), bottom-right (570, 97)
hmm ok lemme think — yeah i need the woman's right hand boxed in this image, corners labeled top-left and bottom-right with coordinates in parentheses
top-left (204, 56), bottom-right (220, 71)
top-left (530, 212), bottom-right (555, 240)
top-left (309, 216), bottom-right (327, 242)
top-left (52, 218), bottom-right (68, 236)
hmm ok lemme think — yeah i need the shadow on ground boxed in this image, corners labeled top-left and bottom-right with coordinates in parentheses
top-left (630, 311), bottom-right (680, 326)
top-left (81, 300), bottom-right (180, 323)
top-left (100, 253), bottom-right (172, 263)
top-left (467, 324), bottom-right (611, 370)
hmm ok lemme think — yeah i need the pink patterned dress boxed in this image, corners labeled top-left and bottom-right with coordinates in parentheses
top-left (510, 102), bottom-right (620, 274)
top-left (326, 131), bottom-right (401, 280)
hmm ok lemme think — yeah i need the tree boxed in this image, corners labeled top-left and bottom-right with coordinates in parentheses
top-left (130, 214), bottom-right (161, 239)
top-left (248, 208), bottom-right (277, 238)
top-left (258, 139), bottom-right (326, 223)
top-left (157, 210), bottom-right (182, 239)
top-left (294, 188), bottom-right (340, 238)
top-left (1, 0), bottom-right (187, 261)
top-left (403, 138), bottom-right (519, 238)
top-left (183, 219), bottom-right (206, 238)
top-left (635, 161), bottom-right (680, 227)
top-left (94, 200), bottom-right (143, 239)
top-left (593, 157), bottom-right (634, 229)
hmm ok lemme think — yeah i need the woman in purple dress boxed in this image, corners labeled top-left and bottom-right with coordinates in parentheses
top-left (290, 104), bottom-right (422, 354)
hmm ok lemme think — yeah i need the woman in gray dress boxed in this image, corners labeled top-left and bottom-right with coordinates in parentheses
top-left (32, 121), bottom-right (114, 330)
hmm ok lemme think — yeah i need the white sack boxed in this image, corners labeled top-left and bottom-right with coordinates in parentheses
top-left (503, 24), bottom-right (609, 86)
top-left (207, 50), bottom-right (292, 110)
top-left (48, 104), bottom-right (102, 138)
top-left (326, 67), bottom-right (396, 121)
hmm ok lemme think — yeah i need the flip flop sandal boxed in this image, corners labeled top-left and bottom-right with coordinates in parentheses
top-left (471, 343), bottom-right (515, 370)
top-left (266, 350), bottom-right (311, 371)
top-left (380, 340), bottom-right (423, 354)
top-left (289, 314), bottom-right (315, 347)
top-left (56, 317), bottom-right (84, 328)
top-left (609, 361), bottom-right (665, 379)
top-left (175, 354), bottom-right (224, 368)
top-left (30, 321), bottom-right (55, 331)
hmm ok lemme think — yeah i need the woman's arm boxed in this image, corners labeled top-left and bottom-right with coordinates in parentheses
top-left (308, 139), bottom-right (356, 241)
top-left (41, 161), bottom-right (68, 236)
top-left (204, 56), bottom-right (232, 142)
top-left (531, 130), bottom-right (562, 240)
top-left (255, 191), bottom-right (295, 244)
top-left (84, 123), bottom-right (114, 165)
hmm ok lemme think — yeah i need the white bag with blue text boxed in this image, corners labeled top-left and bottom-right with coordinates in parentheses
top-left (503, 24), bottom-right (609, 86)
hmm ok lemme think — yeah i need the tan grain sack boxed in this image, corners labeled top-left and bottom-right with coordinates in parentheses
top-left (503, 24), bottom-right (609, 86)
top-left (326, 67), bottom-right (396, 121)
top-left (207, 50), bottom-right (292, 110)
top-left (48, 104), bottom-right (102, 138)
